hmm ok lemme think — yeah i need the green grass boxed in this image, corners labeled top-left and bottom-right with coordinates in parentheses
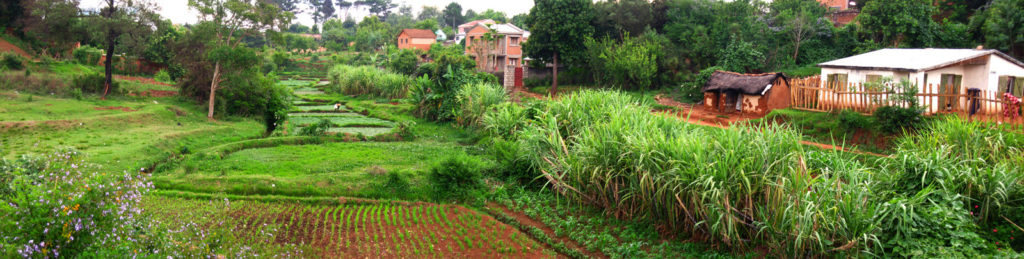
top-left (754, 108), bottom-right (892, 154)
top-left (0, 90), bottom-right (263, 171)
top-left (153, 141), bottom-right (468, 198)
top-left (779, 64), bottom-right (821, 78)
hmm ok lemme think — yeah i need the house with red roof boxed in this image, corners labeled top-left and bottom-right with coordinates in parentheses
top-left (397, 29), bottom-right (436, 51)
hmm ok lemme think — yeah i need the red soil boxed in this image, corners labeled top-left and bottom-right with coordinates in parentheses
top-left (0, 38), bottom-right (33, 60)
top-left (226, 202), bottom-right (557, 258)
top-left (93, 106), bottom-right (137, 112)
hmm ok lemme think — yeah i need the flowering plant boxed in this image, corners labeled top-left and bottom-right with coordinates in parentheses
top-left (1, 149), bottom-right (152, 258)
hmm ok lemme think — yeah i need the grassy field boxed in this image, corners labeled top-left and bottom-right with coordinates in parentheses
top-left (153, 141), bottom-right (468, 198)
top-left (0, 90), bottom-right (262, 171)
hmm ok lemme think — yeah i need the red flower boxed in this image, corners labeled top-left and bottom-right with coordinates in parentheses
top-left (975, 205), bottom-right (979, 208)
top-left (994, 229), bottom-right (998, 233)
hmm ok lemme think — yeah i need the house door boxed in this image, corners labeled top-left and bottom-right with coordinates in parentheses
top-left (514, 67), bottom-right (524, 87)
top-left (939, 74), bottom-right (962, 111)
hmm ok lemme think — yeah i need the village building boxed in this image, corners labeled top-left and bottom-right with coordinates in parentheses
top-left (703, 71), bottom-right (791, 115)
top-left (396, 29), bottom-right (436, 51)
top-left (454, 19), bottom-right (497, 44)
top-left (820, 48), bottom-right (1024, 97)
top-left (464, 23), bottom-right (528, 72)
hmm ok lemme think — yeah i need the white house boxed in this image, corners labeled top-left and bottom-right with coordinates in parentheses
top-left (818, 48), bottom-right (1024, 113)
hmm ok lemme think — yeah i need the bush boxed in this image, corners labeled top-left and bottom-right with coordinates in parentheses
top-left (837, 109), bottom-right (872, 131)
top-left (1, 51), bottom-right (26, 70)
top-left (680, 66), bottom-right (721, 103)
top-left (72, 45), bottom-right (104, 66)
top-left (154, 69), bottom-right (173, 84)
top-left (874, 106), bottom-right (923, 133)
top-left (486, 138), bottom-right (535, 185)
top-left (327, 65), bottom-right (411, 99)
top-left (386, 48), bottom-right (420, 76)
top-left (218, 71), bottom-right (292, 122)
top-left (0, 72), bottom-right (67, 96)
top-left (428, 154), bottom-right (486, 201)
top-left (299, 119), bottom-right (332, 136)
top-left (455, 83), bottom-right (508, 128)
top-left (0, 149), bottom-right (152, 257)
top-left (585, 35), bottom-right (661, 90)
top-left (483, 102), bottom-right (536, 140)
top-left (72, 73), bottom-right (118, 94)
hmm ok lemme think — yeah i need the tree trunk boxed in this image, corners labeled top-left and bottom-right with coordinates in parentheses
top-left (208, 61), bottom-right (221, 119)
top-left (103, 32), bottom-right (115, 98)
top-left (550, 52), bottom-right (559, 96)
top-left (792, 40), bottom-right (801, 62)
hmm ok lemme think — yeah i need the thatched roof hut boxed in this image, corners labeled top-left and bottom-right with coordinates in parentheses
top-left (703, 71), bottom-right (787, 95)
top-left (703, 71), bottom-right (791, 114)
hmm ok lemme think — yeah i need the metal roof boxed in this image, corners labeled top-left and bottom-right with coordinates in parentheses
top-left (818, 48), bottom-right (1024, 72)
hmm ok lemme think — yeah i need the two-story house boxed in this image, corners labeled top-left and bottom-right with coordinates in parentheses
top-left (464, 23), bottom-right (528, 72)
top-left (454, 19), bottom-right (496, 44)
top-left (396, 29), bottom-right (436, 51)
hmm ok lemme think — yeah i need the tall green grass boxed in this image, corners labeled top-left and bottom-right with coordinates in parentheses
top-left (454, 82), bottom-right (507, 128)
top-left (327, 65), bottom-right (411, 99)
top-left (487, 90), bottom-right (1024, 256)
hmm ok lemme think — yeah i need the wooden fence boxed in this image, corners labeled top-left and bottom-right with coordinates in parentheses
top-left (790, 76), bottom-right (1024, 128)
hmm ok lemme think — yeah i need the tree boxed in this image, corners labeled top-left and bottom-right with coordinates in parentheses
top-left (336, 0), bottom-right (353, 18)
top-left (188, 0), bottom-right (290, 119)
top-left (271, 0), bottom-right (302, 14)
top-left (983, 0), bottom-right (1024, 59)
top-left (857, 0), bottom-right (937, 47)
top-left (20, 0), bottom-right (83, 56)
top-left (442, 2), bottom-right (463, 28)
top-left (307, 0), bottom-right (335, 26)
top-left (524, 0), bottom-right (594, 95)
top-left (418, 6), bottom-right (441, 22)
top-left (0, 0), bottom-right (26, 29)
top-left (510, 13), bottom-right (529, 30)
top-left (591, 0), bottom-right (654, 40)
top-left (474, 9), bottom-right (508, 23)
top-left (770, 0), bottom-right (827, 62)
top-left (358, 0), bottom-right (396, 18)
top-left (95, 0), bottom-right (158, 98)
top-left (467, 27), bottom-right (502, 71)
top-left (464, 9), bottom-right (478, 21)
top-left (414, 19), bottom-right (439, 31)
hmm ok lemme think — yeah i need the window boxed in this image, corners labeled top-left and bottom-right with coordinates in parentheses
top-left (999, 76), bottom-right (1024, 97)
top-left (826, 73), bottom-right (848, 89)
top-left (939, 74), bottom-right (962, 110)
top-left (510, 37), bottom-right (520, 46)
top-left (866, 74), bottom-right (883, 84)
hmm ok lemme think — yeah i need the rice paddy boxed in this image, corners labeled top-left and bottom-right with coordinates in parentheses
top-left (281, 80), bottom-right (396, 137)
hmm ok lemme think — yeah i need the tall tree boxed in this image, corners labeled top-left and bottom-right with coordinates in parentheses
top-left (510, 13), bottom-right (529, 30)
top-left (474, 9), bottom-right (507, 23)
top-left (591, 0), bottom-right (654, 40)
top-left (418, 6), bottom-right (441, 22)
top-left (96, 0), bottom-right (158, 97)
top-left (770, 0), bottom-right (828, 62)
top-left (464, 9), bottom-right (477, 21)
top-left (188, 0), bottom-right (290, 119)
top-left (307, 0), bottom-right (335, 26)
top-left (857, 0), bottom-right (937, 47)
top-left (336, 0), bottom-right (353, 18)
top-left (983, 0), bottom-right (1024, 59)
top-left (442, 2), bottom-right (463, 28)
top-left (20, 0), bottom-right (82, 56)
top-left (270, 0), bottom-right (302, 13)
top-left (358, 0), bottom-right (396, 18)
top-left (524, 0), bottom-right (594, 95)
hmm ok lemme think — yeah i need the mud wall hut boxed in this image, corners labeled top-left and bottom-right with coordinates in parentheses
top-left (702, 71), bottom-right (791, 115)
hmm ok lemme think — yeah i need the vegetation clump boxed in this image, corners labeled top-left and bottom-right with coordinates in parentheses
top-left (327, 65), bottom-right (411, 99)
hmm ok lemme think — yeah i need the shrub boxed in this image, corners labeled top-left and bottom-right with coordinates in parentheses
top-left (218, 71), bottom-right (292, 122)
top-left (299, 119), bottom-right (332, 136)
top-left (411, 63), bottom-right (494, 122)
top-left (837, 109), bottom-right (872, 131)
top-left (486, 138), bottom-right (535, 185)
top-left (327, 65), bottom-right (411, 99)
top-left (72, 46), bottom-right (104, 65)
top-left (680, 66), bottom-right (721, 103)
top-left (585, 35), bottom-right (661, 90)
top-left (0, 149), bottom-right (152, 257)
top-left (386, 48), bottom-right (420, 76)
top-left (455, 83), bottom-right (508, 128)
top-left (874, 106), bottom-right (922, 133)
top-left (1, 51), bottom-right (26, 70)
top-left (72, 73), bottom-right (118, 94)
top-left (483, 102), bottom-right (533, 140)
top-left (154, 69), bottom-right (173, 84)
top-left (428, 154), bottom-right (486, 201)
top-left (0, 72), bottom-right (67, 96)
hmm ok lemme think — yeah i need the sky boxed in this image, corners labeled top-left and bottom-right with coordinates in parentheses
top-left (79, 0), bottom-right (538, 26)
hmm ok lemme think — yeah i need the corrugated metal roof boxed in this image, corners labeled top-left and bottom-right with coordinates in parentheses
top-left (818, 48), bottom-right (1023, 72)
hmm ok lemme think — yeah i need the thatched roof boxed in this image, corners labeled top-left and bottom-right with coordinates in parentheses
top-left (702, 71), bottom-right (786, 95)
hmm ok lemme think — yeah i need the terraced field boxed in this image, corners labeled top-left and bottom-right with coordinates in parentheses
top-left (144, 196), bottom-right (557, 258)
top-left (280, 80), bottom-right (396, 137)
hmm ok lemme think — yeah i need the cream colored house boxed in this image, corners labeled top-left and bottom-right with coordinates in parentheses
top-left (818, 48), bottom-right (1024, 113)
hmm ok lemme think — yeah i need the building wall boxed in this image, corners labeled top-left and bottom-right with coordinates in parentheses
top-left (988, 55), bottom-right (1024, 91)
top-left (818, 0), bottom-right (849, 10)
top-left (397, 34), bottom-right (434, 51)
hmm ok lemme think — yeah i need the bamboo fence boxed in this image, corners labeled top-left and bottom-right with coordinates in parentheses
top-left (790, 76), bottom-right (1024, 129)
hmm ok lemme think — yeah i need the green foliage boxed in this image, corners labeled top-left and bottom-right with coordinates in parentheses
top-left (154, 69), bottom-right (173, 84)
top-left (299, 119), bottom-right (332, 136)
top-left (1, 149), bottom-right (153, 257)
top-left (982, 0), bottom-right (1024, 59)
top-left (483, 102), bottom-right (536, 140)
top-left (585, 35), bottom-right (661, 90)
top-left (353, 16), bottom-right (391, 52)
top-left (72, 45), bottom-right (104, 65)
top-left (218, 71), bottom-right (292, 122)
top-left (875, 106), bottom-right (924, 133)
top-left (455, 82), bottom-right (508, 128)
top-left (523, 0), bottom-right (595, 67)
top-left (428, 154), bottom-right (486, 201)
top-left (718, 37), bottom-right (765, 73)
top-left (857, 0), bottom-right (938, 47)
top-left (1, 51), bottom-right (25, 70)
top-left (485, 138), bottom-right (535, 185)
top-left (386, 48), bottom-right (420, 76)
top-left (72, 73), bottom-right (119, 94)
top-left (411, 51), bottom-right (493, 122)
top-left (837, 109), bottom-right (872, 132)
top-left (327, 65), bottom-right (411, 99)
top-left (679, 65), bottom-right (721, 103)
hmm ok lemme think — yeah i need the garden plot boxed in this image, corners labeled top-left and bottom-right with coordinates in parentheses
top-left (143, 196), bottom-right (556, 258)
top-left (288, 103), bottom-right (395, 137)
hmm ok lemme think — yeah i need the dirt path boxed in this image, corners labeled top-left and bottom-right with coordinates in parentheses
top-left (0, 38), bottom-right (33, 59)
top-left (652, 95), bottom-right (886, 157)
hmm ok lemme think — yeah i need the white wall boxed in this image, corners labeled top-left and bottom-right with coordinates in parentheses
top-left (988, 55), bottom-right (1024, 92)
